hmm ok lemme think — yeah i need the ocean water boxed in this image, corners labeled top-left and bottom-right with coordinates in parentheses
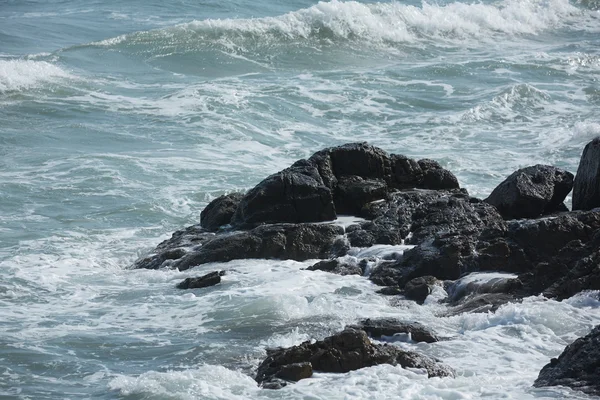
top-left (1, 0), bottom-right (600, 398)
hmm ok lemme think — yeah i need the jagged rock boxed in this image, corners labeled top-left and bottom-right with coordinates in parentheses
top-left (346, 318), bottom-right (439, 343)
top-left (404, 276), bottom-right (438, 304)
top-left (255, 329), bottom-right (454, 388)
top-left (369, 194), bottom-right (507, 287)
top-left (231, 143), bottom-right (460, 228)
top-left (347, 189), bottom-right (468, 247)
top-left (484, 165), bottom-right (574, 220)
top-left (200, 192), bottom-right (244, 231)
top-left (231, 160), bottom-right (336, 227)
top-left (135, 223), bottom-right (345, 271)
top-left (534, 325), bottom-right (600, 396)
top-left (307, 259), bottom-right (364, 276)
top-left (573, 137), bottom-right (600, 211)
top-left (176, 270), bottom-right (225, 289)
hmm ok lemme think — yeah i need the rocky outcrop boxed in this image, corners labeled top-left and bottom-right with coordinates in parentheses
top-left (346, 318), bottom-right (439, 343)
top-left (231, 143), bottom-right (459, 228)
top-left (176, 270), bottom-right (225, 289)
top-left (200, 193), bottom-right (244, 231)
top-left (255, 329), bottom-right (454, 388)
top-left (484, 165), bottom-right (573, 220)
top-left (369, 193), bottom-right (507, 287)
top-left (534, 325), bottom-right (600, 396)
top-left (573, 137), bottom-right (600, 211)
top-left (135, 223), bottom-right (346, 271)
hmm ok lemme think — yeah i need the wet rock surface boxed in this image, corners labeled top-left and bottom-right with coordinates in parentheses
top-left (534, 325), bottom-right (600, 396)
top-left (255, 329), bottom-right (454, 388)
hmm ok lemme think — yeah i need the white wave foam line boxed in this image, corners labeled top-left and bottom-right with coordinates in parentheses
top-left (94, 0), bottom-right (583, 48)
top-left (0, 59), bottom-right (73, 93)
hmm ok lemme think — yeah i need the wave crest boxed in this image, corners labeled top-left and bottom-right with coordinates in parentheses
top-left (92, 0), bottom-right (584, 51)
top-left (0, 59), bottom-right (73, 93)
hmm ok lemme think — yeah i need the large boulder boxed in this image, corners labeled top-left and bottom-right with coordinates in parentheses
top-left (573, 137), bottom-right (600, 211)
top-left (484, 165), bottom-right (574, 220)
top-left (255, 329), bottom-right (454, 388)
top-left (135, 223), bottom-right (346, 271)
top-left (200, 193), bottom-right (243, 231)
top-left (231, 160), bottom-right (335, 227)
top-left (534, 325), bottom-right (600, 396)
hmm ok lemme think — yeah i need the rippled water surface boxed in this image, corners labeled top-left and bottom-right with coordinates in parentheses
top-left (1, 0), bottom-right (600, 398)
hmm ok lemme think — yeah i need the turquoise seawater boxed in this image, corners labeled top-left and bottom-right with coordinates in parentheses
top-left (1, 0), bottom-right (600, 398)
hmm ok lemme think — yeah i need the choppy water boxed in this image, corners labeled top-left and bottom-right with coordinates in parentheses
top-left (1, 0), bottom-right (600, 398)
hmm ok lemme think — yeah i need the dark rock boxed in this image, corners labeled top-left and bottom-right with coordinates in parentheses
top-left (534, 325), bottom-right (600, 396)
top-left (135, 223), bottom-right (345, 271)
top-left (231, 160), bottom-right (335, 227)
top-left (346, 318), bottom-right (439, 343)
top-left (369, 195), bottom-right (507, 288)
top-left (256, 329), bottom-right (454, 388)
top-left (132, 225), bottom-right (215, 270)
top-left (347, 189), bottom-right (468, 247)
top-left (418, 159), bottom-right (460, 190)
top-left (334, 176), bottom-right (388, 215)
top-left (275, 362), bottom-right (313, 382)
top-left (307, 259), bottom-right (364, 276)
top-left (308, 142), bottom-right (393, 190)
top-left (176, 270), bottom-right (225, 289)
top-left (200, 192), bottom-right (244, 231)
top-left (484, 165), bottom-right (574, 220)
top-left (573, 137), bottom-right (600, 211)
top-left (404, 276), bottom-right (438, 304)
top-left (173, 223), bottom-right (345, 271)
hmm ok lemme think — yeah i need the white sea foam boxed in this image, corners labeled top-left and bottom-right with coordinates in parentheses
top-left (0, 59), bottom-right (73, 93)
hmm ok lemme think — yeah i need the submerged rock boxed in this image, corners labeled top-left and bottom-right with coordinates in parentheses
top-left (256, 329), bottom-right (454, 388)
top-left (346, 318), bottom-right (439, 343)
top-left (573, 137), bottom-right (600, 211)
top-left (534, 325), bottom-right (600, 396)
top-left (176, 270), bottom-right (225, 289)
top-left (484, 165), bottom-right (573, 220)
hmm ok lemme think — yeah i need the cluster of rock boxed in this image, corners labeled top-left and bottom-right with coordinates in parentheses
top-left (133, 139), bottom-right (600, 394)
